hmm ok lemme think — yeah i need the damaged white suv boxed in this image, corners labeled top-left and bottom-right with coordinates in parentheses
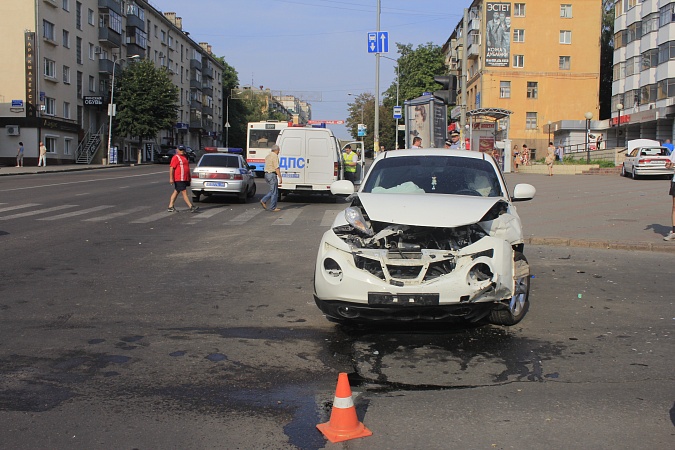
top-left (314, 149), bottom-right (536, 326)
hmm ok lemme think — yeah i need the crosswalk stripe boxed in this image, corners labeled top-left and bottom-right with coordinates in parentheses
top-left (37, 205), bottom-right (115, 221)
top-left (0, 205), bottom-right (78, 221)
top-left (0, 203), bottom-right (41, 213)
top-left (83, 206), bottom-right (150, 222)
top-left (192, 207), bottom-right (226, 219)
top-left (229, 208), bottom-right (265, 223)
top-left (130, 211), bottom-right (174, 223)
top-left (272, 208), bottom-right (303, 226)
top-left (321, 210), bottom-right (342, 227)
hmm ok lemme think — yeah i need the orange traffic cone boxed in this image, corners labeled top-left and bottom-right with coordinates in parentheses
top-left (316, 372), bottom-right (372, 443)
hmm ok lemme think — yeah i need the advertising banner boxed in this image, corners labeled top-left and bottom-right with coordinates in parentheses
top-left (485, 2), bottom-right (511, 67)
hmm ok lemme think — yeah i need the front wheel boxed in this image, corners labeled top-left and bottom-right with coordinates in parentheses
top-left (620, 165), bottom-right (626, 177)
top-left (489, 252), bottom-right (530, 326)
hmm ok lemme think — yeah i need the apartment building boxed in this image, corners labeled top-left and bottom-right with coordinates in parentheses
top-left (444, 1), bottom-right (601, 155)
top-left (0, 0), bottom-right (224, 165)
top-left (611, 0), bottom-right (675, 145)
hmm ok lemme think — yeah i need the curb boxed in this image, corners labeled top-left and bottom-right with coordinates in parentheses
top-left (525, 237), bottom-right (675, 254)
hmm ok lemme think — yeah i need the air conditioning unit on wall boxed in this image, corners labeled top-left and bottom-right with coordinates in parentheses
top-left (6, 125), bottom-right (20, 136)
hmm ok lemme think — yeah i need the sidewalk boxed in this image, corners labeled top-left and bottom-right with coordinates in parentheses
top-left (1, 164), bottom-right (673, 253)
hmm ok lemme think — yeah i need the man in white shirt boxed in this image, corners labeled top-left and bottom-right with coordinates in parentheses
top-left (411, 137), bottom-right (422, 149)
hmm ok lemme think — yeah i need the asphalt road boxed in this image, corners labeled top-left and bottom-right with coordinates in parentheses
top-left (0, 166), bottom-right (673, 449)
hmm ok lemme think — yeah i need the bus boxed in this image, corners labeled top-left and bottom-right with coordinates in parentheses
top-left (246, 120), bottom-right (290, 177)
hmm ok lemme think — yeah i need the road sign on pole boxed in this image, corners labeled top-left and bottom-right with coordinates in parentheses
top-left (393, 106), bottom-right (402, 119)
top-left (367, 31), bottom-right (388, 53)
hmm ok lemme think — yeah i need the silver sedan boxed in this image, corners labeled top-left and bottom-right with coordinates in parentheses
top-left (191, 153), bottom-right (256, 203)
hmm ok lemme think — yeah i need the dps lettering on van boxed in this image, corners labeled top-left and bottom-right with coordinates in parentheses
top-left (275, 127), bottom-right (364, 198)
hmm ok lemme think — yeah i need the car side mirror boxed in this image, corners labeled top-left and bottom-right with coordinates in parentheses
top-left (512, 183), bottom-right (536, 201)
top-left (331, 180), bottom-right (355, 196)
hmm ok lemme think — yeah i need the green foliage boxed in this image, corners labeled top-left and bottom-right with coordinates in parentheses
top-left (114, 59), bottom-right (179, 141)
top-left (599, 1), bottom-right (615, 120)
top-left (215, 56), bottom-right (246, 148)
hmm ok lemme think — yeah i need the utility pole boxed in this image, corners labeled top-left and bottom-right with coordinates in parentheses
top-left (374, 0), bottom-right (381, 156)
top-left (460, 8), bottom-right (468, 149)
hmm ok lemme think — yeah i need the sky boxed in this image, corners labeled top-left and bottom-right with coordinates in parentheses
top-left (149, 0), bottom-right (472, 139)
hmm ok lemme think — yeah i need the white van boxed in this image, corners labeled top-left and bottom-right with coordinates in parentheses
top-left (275, 127), bottom-right (364, 198)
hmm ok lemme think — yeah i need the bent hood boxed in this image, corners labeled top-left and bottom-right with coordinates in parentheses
top-left (357, 193), bottom-right (506, 228)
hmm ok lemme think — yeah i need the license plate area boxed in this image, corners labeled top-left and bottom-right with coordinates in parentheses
top-left (205, 182), bottom-right (226, 187)
top-left (368, 292), bottom-right (439, 306)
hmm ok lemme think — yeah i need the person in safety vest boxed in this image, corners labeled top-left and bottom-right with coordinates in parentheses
top-left (342, 145), bottom-right (358, 182)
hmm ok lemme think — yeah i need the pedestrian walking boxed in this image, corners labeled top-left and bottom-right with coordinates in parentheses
top-left (260, 144), bottom-right (282, 212)
top-left (663, 138), bottom-right (674, 154)
top-left (545, 142), bottom-right (556, 176)
top-left (167, 145), bottom-right (198, 213)
top-left (664, 150), bottom-right (675, 241)
top-left (522, 144), bottom-right (530, 165)
top-left (411, 137), bottom-right (422, 148)
top-left (513, 145), bottom-right (521, 172)
top-left (447, 130), bottom-right (461, 149)
top-left (16, 141), bottom-right (24, 167)
top-left (37, 141), bottom-right (47, 166)
top-left (555, 144), bottom-right (564, 163)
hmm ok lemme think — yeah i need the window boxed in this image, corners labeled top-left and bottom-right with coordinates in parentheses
top-left (88, 75), bottom-right (95, 92)
top-left (63, 102), bottom-right (71, 119)
top-left (88, 43), bottom-right (96, 60)
top-left (107, 10), bottom-right (122, 34)
top-left (63, 65), bottom-right (70, 84)
top-left (45, 136), bottom-right (57, 153)
top-left (658, 41), bottom-right (675, 64)
top-left (641, 84), bottom-right (657, 103)
top-left (76, 1), bottom-right (82, 30)
top-left (642, 49), bottom-right (658, 70)
top-left (45, 97), bottom-right (56, 116)
top-left (657, 78), bottom-right (675, 100)
top-left (627, 21), bottom-right (642, 43)
top-left (559, 56), bottom-right (571, 70)
top-left (64, 139), bottom-right (73, 155)
top-left (88, 8), bottom-right (94, 25)
top-left (62, 29), bottom-right (70, 47)
top-left (161, 30), bottom-right (166, 43)
top-left (513, 54), bottom-right (524, 68)
top-left (514, 3), bottom-right (525, 17)
top-left (526, 112), bottom-right (537, 129)
top-left (43, 20), bottom-right (55, 41)
top-left (76, 71), bottom-right (82, 98)
top-left (44, 58), bottom-right (56, 78)
top-left (643, 13), bottom-right (659, 34)
top-left (559, 30), bottom-right (572, 44)
top-left (500, 81), bottom-right (511, 98)
top-left (659, 4), bottom-right (675, 27)
top-left (560, 4), bottom-right (572, 18)
top-left (513, 29), bottom-right (524, 42)
top-left (76, 37), bottom-right (82, 64)
top-left (62, 0), bottom-right (69, 11)
top-left (527, 82), bottom-right (538, 99)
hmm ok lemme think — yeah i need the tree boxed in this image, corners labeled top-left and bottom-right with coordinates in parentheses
top-left (599, 0), bottom-right (615, 120)
top-left (345, 93), bottom-right (375, 149)
top-left (215, 56), bottom-right (247, 148)
top-left (114, 59), bottom-right (179, 151)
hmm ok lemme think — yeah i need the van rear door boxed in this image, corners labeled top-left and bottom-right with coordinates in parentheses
top-left (306, 135), bottom-right (337, 185)
top-left (279, 135), bottom-right (305, 184)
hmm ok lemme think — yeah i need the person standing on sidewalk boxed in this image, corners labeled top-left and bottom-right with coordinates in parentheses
top-left (260, 144), bottom-right (282, 212)
top-left (664, 151), bottom-right (675, 241)
top-left (167, 145), bottom-right (198, 213)
top-left (16, 142), bottom-right (24, 167)
top-left (545, 142), bottom-right (556, 176)
top-left (37, 141), bottom-right (47, 166)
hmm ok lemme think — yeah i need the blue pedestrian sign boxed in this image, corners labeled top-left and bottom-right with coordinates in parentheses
top-left (393, 106), bottom-right (402, 119)
top-left (367, 31), bottom-right (389, 53)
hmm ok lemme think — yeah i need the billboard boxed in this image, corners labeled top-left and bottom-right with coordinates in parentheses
top-left (405, 95), bottom-right (447, 149)
top-left (485, 2), bottom-right (511, 67)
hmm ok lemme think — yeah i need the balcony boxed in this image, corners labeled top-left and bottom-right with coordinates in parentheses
top-left (201, 85), bottom-right (213, 96)
top-left (189, 119), bottom-right (202, 129)
top-left (467, 42), bottom-right (479, 59)
top-left (202, 66), bottom-right (213, 78)
top-left (190, 58), bottom-right (202, 70)
top-left (98, 58), bottom-right (117, 75)
top-left (190, 79), bottom-right (202, 90)
top-left (98, 0), bottom-right (121, 14)
top-left (43, 0), bottom-right (57, 7)
top-left (98, 27), bottom-right (121, 48)
top-left (126, 13), bottom-right (144, 30)
top-left (202, 105), bottom-right (213, 116)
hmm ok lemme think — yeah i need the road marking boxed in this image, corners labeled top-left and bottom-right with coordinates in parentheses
top-left (272, 208), bottom-right (303, 225)
top-left (321, 210), bottom-right (342, 227)
top-left (0, 203), bottom-right (41, 213)
top-left (229, 208), bottom-right (265, 223)
top-left (4, 171), bottom-right (165, 192)
top-left (37, 205), bottom-right (115, 221)
top-left (191, 207), bottom-right (226, 219)
top-left (0, 205), bottom-right (78, 220)
top-left (130, 211), bottom-right (174, 223)
top-left (83, 206), bottom-right (150, 222)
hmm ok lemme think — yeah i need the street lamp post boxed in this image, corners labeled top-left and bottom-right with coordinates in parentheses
top-left (584, 111), bottom-right (593, 163)
top-left (547, 120), bottom-right (552, 146)
top-left (616, 103), bottom-right (624, 147)
top-left (107, 54), bottom-right (139, 165)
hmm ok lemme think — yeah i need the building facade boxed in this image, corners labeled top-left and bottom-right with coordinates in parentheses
top-left (445, 0), bottom-right (602, 156)
top-left (0, 0), bottom-right (224, 166)
top-left (610, 0), bottom-right (675, 146)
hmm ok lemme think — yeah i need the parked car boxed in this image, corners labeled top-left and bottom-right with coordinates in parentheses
top-left (313, 149), bottom-right (536, 326)
top-left (190, 152), bottom-right (256, 203)
top-left (621, 142), bottom-right (673, 179)
top-left (156, 146), bottom-right (196, 163)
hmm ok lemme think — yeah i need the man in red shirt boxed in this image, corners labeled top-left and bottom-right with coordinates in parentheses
top-left (168, 145), bottom-right (199, 212)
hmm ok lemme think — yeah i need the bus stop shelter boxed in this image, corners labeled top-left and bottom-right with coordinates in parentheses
top-left (467, 108), bottom-right (514, 172)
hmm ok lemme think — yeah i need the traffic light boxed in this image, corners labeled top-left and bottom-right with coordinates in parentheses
top-left (433, 75), bottom-right (457, 105)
